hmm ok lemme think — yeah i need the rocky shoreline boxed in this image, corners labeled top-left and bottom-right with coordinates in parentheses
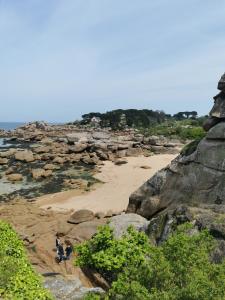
top-left (0, 123), bottom-right (183, 202)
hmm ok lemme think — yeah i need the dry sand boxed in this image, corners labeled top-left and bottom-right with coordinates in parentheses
top-left (38, 154), bottom-right (176, 214)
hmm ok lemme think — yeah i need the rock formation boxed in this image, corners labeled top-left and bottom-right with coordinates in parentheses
top-left (127, 74), bottom-right (225, 255)
top-left (128, 74), bottom-right (225, 218)
top-left (203, 73), bottom-right (225, 131)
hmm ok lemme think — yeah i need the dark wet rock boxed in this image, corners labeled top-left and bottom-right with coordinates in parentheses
top-left (68, 210), bottom-right (95, 224)
top-left (109, 213), bottom-right (149, 239)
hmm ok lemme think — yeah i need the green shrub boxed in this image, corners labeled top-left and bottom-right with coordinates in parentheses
top-left (75, 225), bottom-right (149, 283)
top-left (141, 119), bottom-right (206, 141)
top-left (0, 220), bottom-right (53, 300)
top-left (76, 224), bottom-right (225, 300)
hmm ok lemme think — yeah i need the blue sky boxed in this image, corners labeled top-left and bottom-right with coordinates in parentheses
top-left (0, 0), bottom-right (225, 122)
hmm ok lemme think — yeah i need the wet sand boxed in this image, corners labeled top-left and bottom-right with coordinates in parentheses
top-left (37, 154), bottom-right (176, 213)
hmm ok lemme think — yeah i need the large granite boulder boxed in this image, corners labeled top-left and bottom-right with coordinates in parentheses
top-left (128, 121), bottom-right (225, 219)
top-left (109, 213), bottom-right (150, 238)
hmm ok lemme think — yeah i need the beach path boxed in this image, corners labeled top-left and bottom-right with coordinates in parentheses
top-left (38, 154), bottom-right (176, 214)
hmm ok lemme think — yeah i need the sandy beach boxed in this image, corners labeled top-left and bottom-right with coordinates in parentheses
top-left (38, 154), bottom-right (176, 213)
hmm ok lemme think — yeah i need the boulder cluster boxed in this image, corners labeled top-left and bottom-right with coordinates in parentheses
top-left (0, 125), bottom-right (181, 183)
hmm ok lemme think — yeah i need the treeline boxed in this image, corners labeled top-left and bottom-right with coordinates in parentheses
top-left (77, 109), bottom-right (200, 130)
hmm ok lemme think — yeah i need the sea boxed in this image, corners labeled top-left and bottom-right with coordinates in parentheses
top-left (0, 122), bottom-right (25, 148)
top-left (0, 122), bottom-right (25, 131)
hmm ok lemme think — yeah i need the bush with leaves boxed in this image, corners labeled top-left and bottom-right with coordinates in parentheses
top-left (75, 224), bottom-right (225, 300)
top-left (0, 220), bottom-right (53, 299)
top-left (75, 225), bottom-right (149, 283)
top-left (140, 119), bottom-right (206, 141)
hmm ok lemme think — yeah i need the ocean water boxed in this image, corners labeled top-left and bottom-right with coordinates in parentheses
top-left (0, 122), bottom-right (25, 130)
top-left (0, 138), bottom-right (14, 148)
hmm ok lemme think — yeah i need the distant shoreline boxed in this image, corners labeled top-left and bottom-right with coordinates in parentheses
top-left (0, 122), bottom-right (25, 131)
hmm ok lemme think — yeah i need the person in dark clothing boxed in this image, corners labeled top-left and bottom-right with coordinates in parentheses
top-left (56, 233), bottom-right (61, 254)
top-left (57, 243), bottom-right (65, 263)
top-left (64, 240), bottom-right (73, 260)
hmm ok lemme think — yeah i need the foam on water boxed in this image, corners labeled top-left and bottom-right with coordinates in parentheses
top-left (0, 138), bottom-right (13, 148)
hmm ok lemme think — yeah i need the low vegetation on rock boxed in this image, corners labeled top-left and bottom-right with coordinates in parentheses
top-left (141, 119), bottom-right (206, 140)
top-left (0, 220), bottom-right (52, 299)
top-left (75, 224), bottom-right (225, 300)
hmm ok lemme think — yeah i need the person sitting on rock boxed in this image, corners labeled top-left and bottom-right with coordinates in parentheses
top-left (64, 240), bottom-right (73, 260)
